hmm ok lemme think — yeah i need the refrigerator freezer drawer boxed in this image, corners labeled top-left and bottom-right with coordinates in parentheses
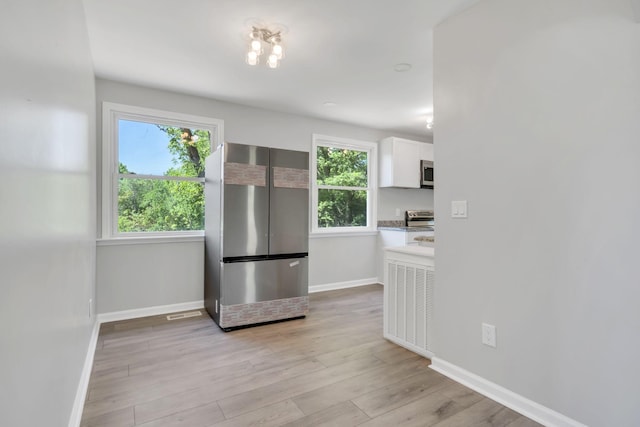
top-left (221, 256), bottom-right (308, 306)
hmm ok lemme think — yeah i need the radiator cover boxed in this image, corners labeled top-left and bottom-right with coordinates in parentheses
top-left (383, 252), bottom-right (435, 358)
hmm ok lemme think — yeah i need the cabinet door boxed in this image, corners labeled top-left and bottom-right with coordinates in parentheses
top-left (379, 137), bottom-right (421, 188)
top-left (392, 139), bottom-right (420, 188)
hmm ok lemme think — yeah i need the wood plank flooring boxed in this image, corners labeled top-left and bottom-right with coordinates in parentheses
top-left (81, 285), bottom-right (542, 427)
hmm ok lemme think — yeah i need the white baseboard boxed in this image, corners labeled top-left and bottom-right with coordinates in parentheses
top-left (309, 278), bottom-right (381, 293)
top-left (429, 358), bottom-right (586, 427)
top-left (97, 300), bottom-right (205, 324)
top-left (69, 300), bottom-right (205, 426)
top-left (68, 320), bottom-right (100, 427)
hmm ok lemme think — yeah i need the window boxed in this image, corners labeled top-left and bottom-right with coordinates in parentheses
top-left (311, 134), bottom-right (377, 234)
top-left (102, 103), bottom-right (223, 238)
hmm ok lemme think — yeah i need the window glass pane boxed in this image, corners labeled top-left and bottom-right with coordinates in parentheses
top-left (316, 146), bottom-right (368, 187)
top-left (118, 119), bottom-right (211, 177)
top-left (317, 189), bottom-right (367, 228)
top-left (118, 178), bottom-right (204, 232)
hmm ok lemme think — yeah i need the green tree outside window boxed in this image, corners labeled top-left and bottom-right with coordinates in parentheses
top-left (316, 146), bottom-right (368, 227)
top-left (117, 125), bottom-right (211, 232)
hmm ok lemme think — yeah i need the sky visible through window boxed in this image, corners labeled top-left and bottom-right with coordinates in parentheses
top-left (118, 119), bottom-right (173, 176)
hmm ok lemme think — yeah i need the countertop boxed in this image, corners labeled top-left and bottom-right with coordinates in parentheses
top-left (413, 236), bottom-right (434, 242)
top-left (378, 226), bottom-right (434, 232)
top-left (384, 245), bottom-right (435, 257)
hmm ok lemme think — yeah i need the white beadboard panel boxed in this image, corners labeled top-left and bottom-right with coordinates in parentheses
top-left (96, 241), bottom-right (204, 314)
top-left (383, 248), bottom-right (434, 360)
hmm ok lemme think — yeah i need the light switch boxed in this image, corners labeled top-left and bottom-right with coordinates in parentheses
top-left (451, 200), bottom-right (468, 218)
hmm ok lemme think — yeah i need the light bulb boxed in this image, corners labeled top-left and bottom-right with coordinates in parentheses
top-left (246, 51), bottom-right (258, 66)
top-left (251, 38), bottom-right (262, 53)
top-left (272, 43), bottom-right (283, 59)
top-left (267, 53), bottom-right (279, 69)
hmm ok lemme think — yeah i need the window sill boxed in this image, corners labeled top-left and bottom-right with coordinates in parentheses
top-left (310, 230), bottom-right (378, 239)
top-left (97, 234), bottom-right (204, 246)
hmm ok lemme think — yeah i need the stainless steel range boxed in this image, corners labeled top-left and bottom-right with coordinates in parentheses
top-left (405, 210), bottom-right (434, 228)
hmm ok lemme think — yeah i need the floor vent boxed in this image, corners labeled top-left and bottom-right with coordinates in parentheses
top-left (166, 311), bottom-right (202, 321)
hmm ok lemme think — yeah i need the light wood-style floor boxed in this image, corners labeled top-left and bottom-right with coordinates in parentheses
top-left (81, 285), bottom-right (541, 427)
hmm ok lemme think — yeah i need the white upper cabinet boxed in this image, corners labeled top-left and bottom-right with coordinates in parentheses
top-left (379, 137), bottom-right (433, 188)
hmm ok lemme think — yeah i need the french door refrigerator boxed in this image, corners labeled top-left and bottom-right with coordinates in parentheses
top-left (204, 142), bottom-right (309, 331)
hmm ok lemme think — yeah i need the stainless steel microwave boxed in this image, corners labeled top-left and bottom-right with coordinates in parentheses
top-left (421, 160), bottom-right (434, 188)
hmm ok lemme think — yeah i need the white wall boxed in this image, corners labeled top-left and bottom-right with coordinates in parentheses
top-left (378, 187), bottom-right (434, 220)
top-left (433, 0), bottom-right (640, 425)
top-left (309, 235), bottom-right (379, 287)
top-left (95, 79), bottom-right (425, 311)
top-left (97, 240), bottom-right (204, 313)
top-left (0, 1), bottom-right (96, 426)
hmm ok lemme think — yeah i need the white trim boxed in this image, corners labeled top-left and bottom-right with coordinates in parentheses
top-left (97, 300), bottom-right (205, 323)
top-left (119, 173), bottom-right (204, 182)
top-left (67, 320), bottom-right (100, 427)
top-left (309, 278), bottom-right (380, 293)
top-left (310, 231), bottom-right (378, 238)
top-left (429, 358), bottom-right (587, 427)
top-left (97, 235), bottom-right (204, 246)
top-left (317, 184), bottom-right (365, 191)
top-left (101, 102), bottom-right (224, 239)
top-left (310, 134), bottom-right (378, 234)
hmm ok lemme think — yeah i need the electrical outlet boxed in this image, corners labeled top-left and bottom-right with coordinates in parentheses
top-left (88, 298), bottom-right (92, 318)
top-left (482, 323), bottom-right (497, 348)
top-left (395, 208), bottom-right (401, 217)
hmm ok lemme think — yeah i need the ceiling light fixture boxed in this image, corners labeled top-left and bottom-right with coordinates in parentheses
top-left (246, 26), bottom-right (284, 69)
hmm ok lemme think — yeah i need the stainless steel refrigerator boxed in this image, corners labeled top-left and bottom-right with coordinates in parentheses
top-left (204, 142), bottom-right (309, 331)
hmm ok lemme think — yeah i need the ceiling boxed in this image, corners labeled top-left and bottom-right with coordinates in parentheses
top-left (82, 0), bottom-right (480, 139)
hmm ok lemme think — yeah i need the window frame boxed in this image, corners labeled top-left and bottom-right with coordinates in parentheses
top-left (101, 102), bottom-right (224, 239)
top-left (310, 134), bottom-right (378, 235)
